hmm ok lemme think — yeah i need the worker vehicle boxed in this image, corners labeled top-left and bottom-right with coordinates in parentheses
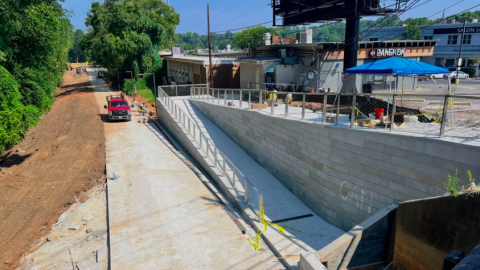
top-left (104, 95), bottom-right (133, 121)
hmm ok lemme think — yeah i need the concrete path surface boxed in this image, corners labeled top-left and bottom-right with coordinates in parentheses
top-left (169, 96), bottom-right (344, 264)
top-left (87, 70), bottom-right (284, 270)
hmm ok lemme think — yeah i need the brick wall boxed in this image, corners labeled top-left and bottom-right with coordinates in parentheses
top-left (191, 100), bottom-right (480, 231)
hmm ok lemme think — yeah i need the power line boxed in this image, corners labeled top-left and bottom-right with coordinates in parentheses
top-left (210, 0), bottom-right (344, 34)
top-left (374, 0), bottom-right (475, 41)
top-left (176, 0), bottom-right (225, 31)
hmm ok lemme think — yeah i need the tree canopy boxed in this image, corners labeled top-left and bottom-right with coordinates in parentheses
top-left (0, 0), bottom-right (72, 154)
top-left (81, 0), bottom-right (180, 71)
top-left (69, 29), bottom-right (87, 63)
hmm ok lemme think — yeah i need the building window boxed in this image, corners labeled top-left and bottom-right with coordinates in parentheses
top-left (445, 59), bottom-right (455, 67)
top-left (369, 38), bottom-right (379, 41)
top-left (424, 35), bottom-right (433, 40)
top-left (463, 34), bottom-right (472, 44)
top-left (448, 35), bottom-right (458, 45)
top-left (435, 58), bottom-right (445, 67)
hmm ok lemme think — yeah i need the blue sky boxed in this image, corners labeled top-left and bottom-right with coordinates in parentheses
top-left (62, 0), bottom-right (477, 34)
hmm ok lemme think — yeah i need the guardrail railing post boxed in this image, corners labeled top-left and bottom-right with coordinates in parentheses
top-left (302, 93), bottom-right (306, 120)
top-left (244, 179), bottom-right (249, 204)
top-left (214, 146), bottom-right (218, 167)
top-left (390, 95), bottom-right (397, 132)
top-left (270, 93), bottom-right (275, 116)
top-left (439, 95), bottom-right (449, 137)
top-left (218, 89), bottom-right (220, 104)
top-left (224, 89), bottom-right (227, 105)
top-left (188, 118), bottom-right (191, 134)
top-left (193, 124), bottom-right (196, 142)
top-left (259, 90), bottom-right (263, 112)
top-left (285, 97), bottom-right (289, 118)
top-left (335, 95), bottom-right (341, 126)
top-left (231, 89), bottom-right (234, 105)
top-left (200, 133), bottom-right (203, 150)
top-left (322, 93), bottom-right (328, 123)
top-left (248, 90), bottom-right (251, 109)
top-left (350, 94), bottom-right (357, 128)
top-left (206, 138), bottom-right (210, 159)
top-left (222, 154), bottom-right (227, 177)
top-left (240, 90), bottom-right (243, 108)
top-left (232, 167), bottom-right (236, 187)
top-left (175, 85), bottom-right (178, 97)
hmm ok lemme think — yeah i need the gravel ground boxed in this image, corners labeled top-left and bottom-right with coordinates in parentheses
top-left (15, 184), bottom-right (108, 270)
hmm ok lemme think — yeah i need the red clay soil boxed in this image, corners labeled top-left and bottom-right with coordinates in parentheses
top-left (0, 69), bottom-right (106, 269)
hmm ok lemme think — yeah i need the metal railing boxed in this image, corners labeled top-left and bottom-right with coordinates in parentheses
top-left (158, 87), bottom-right (260, 207)
top-left (188, 87), bottom-right (480, 141)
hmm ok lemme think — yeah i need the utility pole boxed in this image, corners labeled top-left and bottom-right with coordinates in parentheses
top-left (343, 0), bottom-right (359, 71)
top-left (456, 18), bottom-right (467, 84)
top-left (207, 3), bottom-right (213, 88)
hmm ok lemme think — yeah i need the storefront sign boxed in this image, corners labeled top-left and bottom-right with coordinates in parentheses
top-left (434, 27), bottom-right (480, 34)
top-left (369, 48), bottom-right (406, 58)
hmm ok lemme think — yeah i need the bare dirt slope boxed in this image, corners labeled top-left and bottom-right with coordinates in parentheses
top-left (0, 69), bottom-right (106, 269)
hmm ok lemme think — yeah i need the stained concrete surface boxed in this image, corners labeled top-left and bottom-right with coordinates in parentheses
top-left (167, 96), bottom-right (344, 263)
top-left (88, 71), bottom-right (284, 270)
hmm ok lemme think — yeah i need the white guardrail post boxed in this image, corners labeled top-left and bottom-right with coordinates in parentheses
top-left (350, 94), bottom-right (356, 128)
top-left (240, 90), bottom-right (243, 108)
top-left (244, 179), bottom-right (249, 204)
top-left (259, 90), bottom-right (263, 112)
top-left (248, 90), bottom-right (251, 110)
top-left (222, 154), bottom-right (227, 177)
top-left (322, 93), bottom-right (328, 124)
top-left (224, 89), bottom-right (227, 105)
top-left (302, 93), bottom-right (306, 120)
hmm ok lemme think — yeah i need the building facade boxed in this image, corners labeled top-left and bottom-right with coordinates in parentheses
top-left (164, 55), bottom-right (240, 88)
top-left (239, 40), bottom-right (437, 93)
top-left (362, 20), bottom-right (480, 75)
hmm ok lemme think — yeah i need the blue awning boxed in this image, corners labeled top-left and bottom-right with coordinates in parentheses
top-left (265, 67), bottom-right (275, 73)
top-left (345, 57), bottom-right (449, 75)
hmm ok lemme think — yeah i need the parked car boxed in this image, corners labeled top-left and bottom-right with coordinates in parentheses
top-left (447, 71), bottom-right (469, 79)
top-left (430, 73), bottom-right (446, 79)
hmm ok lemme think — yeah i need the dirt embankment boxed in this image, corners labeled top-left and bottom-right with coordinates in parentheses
top-left (0, 69), bottom-right (106, 269)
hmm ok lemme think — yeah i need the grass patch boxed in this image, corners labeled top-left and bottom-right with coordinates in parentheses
top-left (136, 88), bottom-right (155, 103)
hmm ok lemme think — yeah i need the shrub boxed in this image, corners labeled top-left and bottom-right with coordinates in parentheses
top-left (444, 169), bottom-right (460, 197)
top-left (461, 67), bottom-right (475, 77)
top-left (124, 79), bottom-right (134, 96)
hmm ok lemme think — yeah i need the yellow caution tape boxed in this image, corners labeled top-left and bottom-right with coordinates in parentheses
top-left (248, 196), bottom-right (300, 251)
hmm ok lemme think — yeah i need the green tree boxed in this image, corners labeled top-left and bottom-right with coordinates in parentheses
top-left (234, 26), bottom-right (279, 49)
top-left (0, 0), bottom-right (71, 154)
top-left (81, 0), bottom-right (180, 72)
top-left (69, 29), bottom-right (87, 63)
top-left (400, 18), bottom-right (433, 40)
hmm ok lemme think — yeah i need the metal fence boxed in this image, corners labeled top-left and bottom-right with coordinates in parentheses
top-left (158, 86), bottom-right (263, 210)
top-left (187, 86), bottom-right (480, 141)
top-left (160, 84), bottom-right (207, 97)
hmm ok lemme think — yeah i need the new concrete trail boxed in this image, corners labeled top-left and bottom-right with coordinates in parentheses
top-left (167, 96), bottom-right (344, 265)
top-left (87, 70), bottom-right (283, 270)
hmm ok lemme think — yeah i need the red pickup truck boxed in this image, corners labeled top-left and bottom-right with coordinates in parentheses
top-left (104, 95), bottom-right (133, 121)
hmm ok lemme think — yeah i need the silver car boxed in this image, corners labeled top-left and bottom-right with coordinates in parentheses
top-left (446, 71), bottom-right (469, 79)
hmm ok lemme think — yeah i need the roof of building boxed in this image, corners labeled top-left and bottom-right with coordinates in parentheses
top-left (164, 55), bottom-right (237, 65)
top-left (238, 57), bottom-right (282, 64)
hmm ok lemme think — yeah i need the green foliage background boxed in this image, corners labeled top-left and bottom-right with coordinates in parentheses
top-left (0, 0), bottom-right (72, 155)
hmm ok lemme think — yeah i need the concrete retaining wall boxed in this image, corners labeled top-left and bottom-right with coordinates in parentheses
top-left (191, 100), bottom-right (480, 231)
